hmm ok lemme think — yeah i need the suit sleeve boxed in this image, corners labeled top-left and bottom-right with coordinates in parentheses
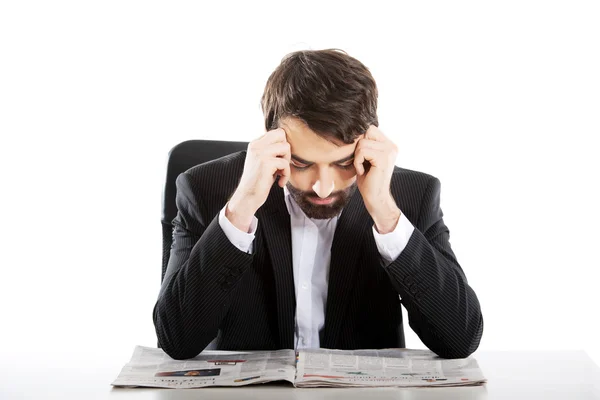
top-left (383, 177), bottom-right (484, 359)
top-left (153, 172), bottom-right (254, 360)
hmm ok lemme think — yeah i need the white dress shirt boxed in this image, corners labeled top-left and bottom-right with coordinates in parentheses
top-left (215, 187), bottom-right (415, 349)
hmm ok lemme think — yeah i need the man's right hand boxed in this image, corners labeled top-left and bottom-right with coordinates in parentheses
top-left (225, 128), bottom-right (291, 232)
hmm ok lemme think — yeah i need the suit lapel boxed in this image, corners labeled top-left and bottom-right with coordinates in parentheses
top-left (322, 189), bottom-right (373, 348)
top-left (256, 183), bottom-right (296, 349)
top-left (256, 182), bottom-right (372, 349)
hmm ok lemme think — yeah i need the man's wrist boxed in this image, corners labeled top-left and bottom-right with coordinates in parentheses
top-left (226, 193), bottom-right (258, 233)
top-left (372, 198), bottom-right (401, 234)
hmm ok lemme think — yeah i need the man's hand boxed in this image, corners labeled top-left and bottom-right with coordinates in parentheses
top-left (354, 125), bottom-right (401, 234)
top-left (226, 128), bottom-right (291, 232)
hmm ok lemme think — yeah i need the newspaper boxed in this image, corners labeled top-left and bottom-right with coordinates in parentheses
top-left (111, 346), bottom-right (486, 388)
top-left (295, 348), bottom-right (487, 387)
top-left (111, 346), bottom-right (296, 388)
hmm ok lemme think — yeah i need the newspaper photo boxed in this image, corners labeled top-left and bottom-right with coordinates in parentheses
top-left (111, 346), bottom-right (296, 388)
top-left (111, 346), bottom-right (486, 389)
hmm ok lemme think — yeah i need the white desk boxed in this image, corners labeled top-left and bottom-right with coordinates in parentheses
top-left (2, 350), bottom-right (599, 399)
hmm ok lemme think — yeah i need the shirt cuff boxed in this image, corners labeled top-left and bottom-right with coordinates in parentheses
top-left (372, 212), bottom-right (415, 266)
top-left (218, 204), bottom-right (258, 254)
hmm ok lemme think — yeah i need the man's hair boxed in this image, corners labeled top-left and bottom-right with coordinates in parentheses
top-left (261, 49), bottom-right (378, 145)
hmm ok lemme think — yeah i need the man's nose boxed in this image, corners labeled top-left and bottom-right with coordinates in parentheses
top-left (312, 169), bottom-right (335, 198)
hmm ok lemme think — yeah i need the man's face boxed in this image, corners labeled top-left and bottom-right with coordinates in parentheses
top-left (279, 117), bottom-right (362, 219)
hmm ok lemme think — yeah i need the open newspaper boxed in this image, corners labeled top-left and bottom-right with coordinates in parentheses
top-left (111, 346), bottom-right (486, 388)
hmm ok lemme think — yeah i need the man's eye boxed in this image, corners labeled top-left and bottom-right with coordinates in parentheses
top-left (291, 163), bottom-right (310, 170)
top-left (337, 163), bottom-right (355, 170)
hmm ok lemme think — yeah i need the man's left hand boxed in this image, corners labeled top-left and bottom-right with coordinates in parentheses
top-left (354, 125), bottom-right (401, 234)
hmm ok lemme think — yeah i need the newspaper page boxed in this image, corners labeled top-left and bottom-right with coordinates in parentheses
top-left (111, 346), bottom-right (296, 388)
top-left (294, 348), bottom-right (487, 388)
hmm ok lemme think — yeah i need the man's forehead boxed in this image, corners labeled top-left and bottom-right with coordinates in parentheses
top-left (289, 138), bottom-right (358, 164)
top-left (280, 117), bottom-right (360, 163)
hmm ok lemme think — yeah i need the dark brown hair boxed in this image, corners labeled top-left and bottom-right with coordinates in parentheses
top-left (261, 49), bottom-right (378, 145)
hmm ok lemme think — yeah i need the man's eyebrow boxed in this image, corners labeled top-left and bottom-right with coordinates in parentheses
top-left (291, 153), bottom-right (355, 165)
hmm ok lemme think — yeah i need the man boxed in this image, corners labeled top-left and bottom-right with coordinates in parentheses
top-left (153, 49), bottom-right (483, 360)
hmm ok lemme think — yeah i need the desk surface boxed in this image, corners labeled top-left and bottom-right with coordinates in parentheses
top-left (2, 350), bottom-right (600, 399)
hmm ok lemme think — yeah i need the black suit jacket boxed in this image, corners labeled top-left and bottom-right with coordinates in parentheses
top-left (153, 151), bottom-right (483, 360)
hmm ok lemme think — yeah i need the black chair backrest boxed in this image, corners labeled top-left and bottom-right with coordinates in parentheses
top-left (161, 139), bottom-right (248, 282)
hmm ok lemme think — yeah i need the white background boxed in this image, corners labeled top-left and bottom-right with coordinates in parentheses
top-left (1, 0), bottom-right (598, 382)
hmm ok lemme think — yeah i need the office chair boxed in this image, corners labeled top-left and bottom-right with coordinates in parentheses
top-left (161, 139), bottom-right (249, 283)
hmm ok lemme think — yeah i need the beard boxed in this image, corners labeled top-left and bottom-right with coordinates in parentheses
top-left (285, 181), bottom-right (358, 219)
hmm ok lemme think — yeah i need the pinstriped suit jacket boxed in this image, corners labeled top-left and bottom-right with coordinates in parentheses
top-left (153, 150), bottom-right (483, 360)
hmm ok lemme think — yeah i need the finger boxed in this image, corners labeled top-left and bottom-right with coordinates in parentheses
top-left (266, 142), bottom-right (291, 160)
top-left (263, 128), bottom-right (288, 144)
top-left (279, 165), bottom-right (291, 187)
top-left (273, 158), bottom-right (291, 187)
top-left (353, 139), bottom-right (384, 175)
top-left (355, 147), bottom-right (384, 170)
top-left (365, 125), bottom-right (387, 142)
top-left (353, 149), bottom-right (365, 176)
top-left (356, 138), bottom-right (387, 152)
